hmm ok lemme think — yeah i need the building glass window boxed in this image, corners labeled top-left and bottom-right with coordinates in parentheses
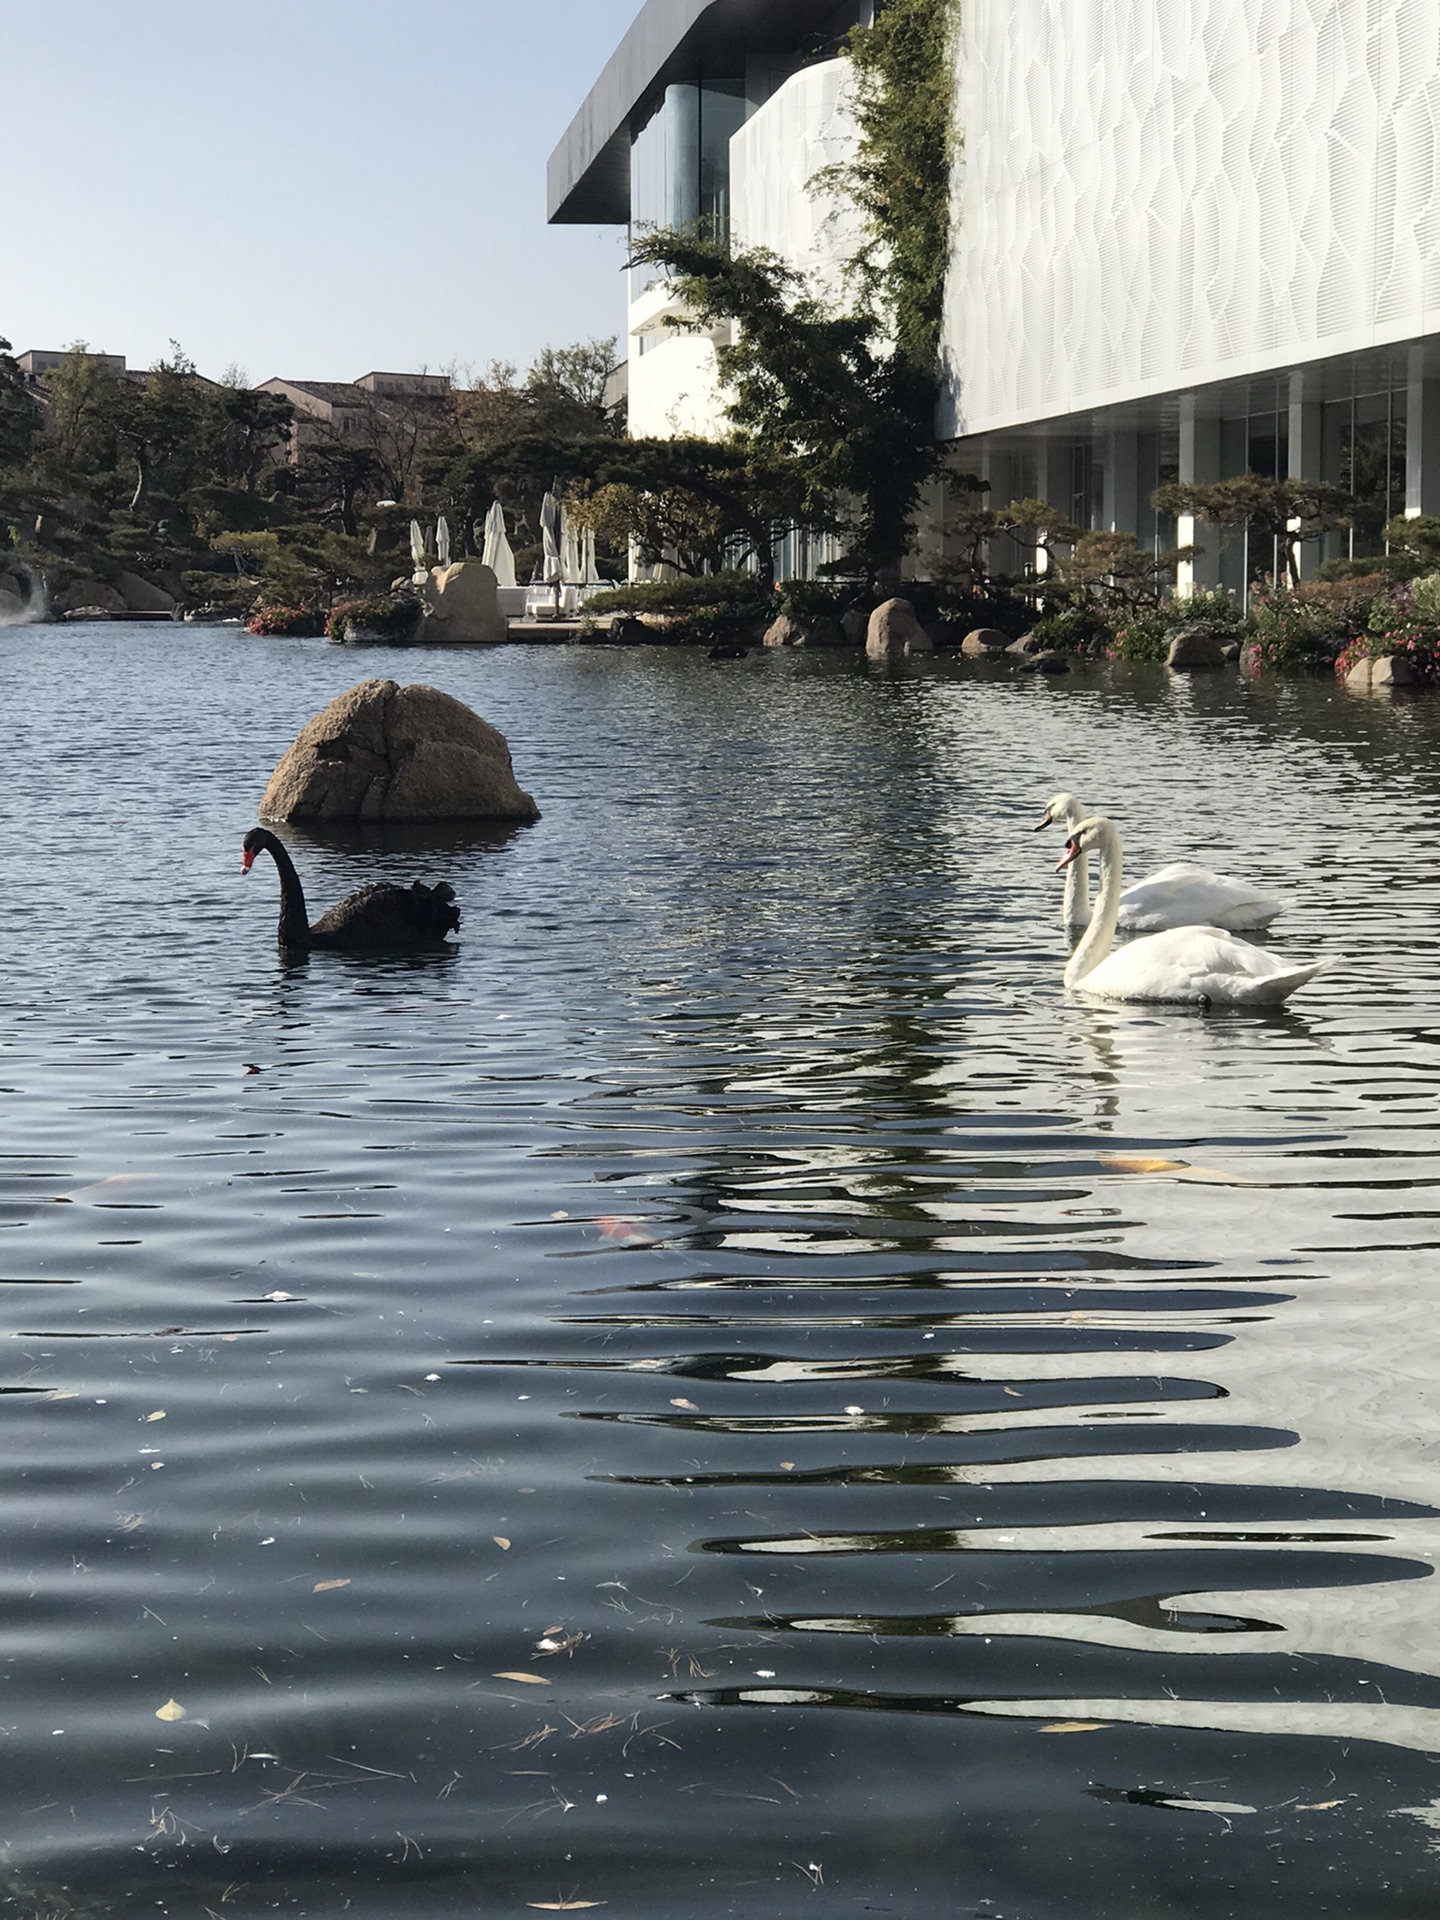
top-left (629, 80), bottom-right (745, 298)
top-left (1341, 392), bottom-right (1406, 554)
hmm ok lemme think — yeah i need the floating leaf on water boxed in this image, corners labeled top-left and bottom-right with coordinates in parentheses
top-left (596, 1215), bottom-right (656, 1246)
top-left (1159, 1796), bottom-right (1257, 1816)
top-left (1038, 1721), bottom-right (1108, 1734)
top-left (1298, 1798), bottom-right (1344, 1811)
top-left (527, 1903), bottom-right (604, 1912)
top-left (143, 1411), bottom-right (166, 1423)
top-left (1097, 1152), bottom-right (1190, 1175)
top-left (493, 1536), bottom-right (512, 1550)
top-left (1003, 1387), bottom-right (1022, 1397)
top-left (494, 1671), bottom-right (550, 1685)
top-left (780, 1461), bottom-right (796, 1471)
top-left (155, 1698), bottom-right (186, 1722)
top-left (669, 1397), bottom-right (697, 1410)
top-left (312, 1578), bottom-right (351, 1594)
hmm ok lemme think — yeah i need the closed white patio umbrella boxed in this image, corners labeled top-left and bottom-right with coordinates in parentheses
top-left (540, 492), bottom-right (562, 584)
top-left (482, 500), bottom-right (517, 588)
top-left (560, 505), bottom-right (581, 586)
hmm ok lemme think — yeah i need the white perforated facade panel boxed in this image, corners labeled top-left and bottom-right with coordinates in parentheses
top-left (939, 0), bottom-right (1440, 438)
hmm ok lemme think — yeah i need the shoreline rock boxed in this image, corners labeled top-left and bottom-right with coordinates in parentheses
top-left (865, 597), bottom-right (932, 659)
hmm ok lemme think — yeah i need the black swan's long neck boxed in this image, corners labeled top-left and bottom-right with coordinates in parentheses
top-left (260, 835), bottom-right (312, 947)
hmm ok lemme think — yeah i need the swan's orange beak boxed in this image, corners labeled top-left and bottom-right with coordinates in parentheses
top-left (241, 849), bottom-right (255, 873)
top-left (1055, 838), bottom-right (1081, 871)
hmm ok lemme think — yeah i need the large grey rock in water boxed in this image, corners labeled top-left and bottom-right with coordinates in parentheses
top-left (1346, 652), bottom-right (1416, 692)
top-left (259, 678), bottom-right (540, 822)
top-left (59, 578), bottom-right (126, 614)
top-left (115, 570), bottom-right (175, 613)
top-left (1166, 627), bottom-right (1228, 671)
top-left (865, 597), bottom-right (933, 659)
top-left (961, 626), bottom-right (1011, 657)
top-left (763, 613), bottom-right (807, 649)
top-left (415, 561), bottom-right (506, 646)
top-left (802, 615), bottom-right (850, 648)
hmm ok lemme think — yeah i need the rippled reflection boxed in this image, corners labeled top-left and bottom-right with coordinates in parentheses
top-left (4, 628), bottom-right (1440, 1915)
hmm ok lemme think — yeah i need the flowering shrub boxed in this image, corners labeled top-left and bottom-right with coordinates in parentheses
top-left (1334, 583), bottom-right (1440, 683)
top-left (1028, 603), bottom-right (1110, 655)
top-left (246, 600), bottom-right (325, 637)
top-left (327, 594), bottom-right (421, 643)
top-left (1248, 576), bottom-right (1382, 674)
top-left (1110, 588), bottom-right (1241, 663)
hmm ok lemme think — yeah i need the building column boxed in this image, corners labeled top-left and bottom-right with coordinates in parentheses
top-left (1288, 371), bottom-right (1322, 578)
top-left (1032, 439), bottom-right (1066, 576)
top-left (1176, 394), bottom-right (1221, 596)
top-left (973, 442), bottom-right (1016, 579)
top-left (1102, 428), bottom-right (1139, 537)
top-left (1406, 348), bottom-right (1440, 518)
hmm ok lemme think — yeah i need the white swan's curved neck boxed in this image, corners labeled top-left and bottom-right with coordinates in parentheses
top-left (1061, 847), bottom-right (1090, 927)
top-left (1064, 827), bottom-right (1122, 987)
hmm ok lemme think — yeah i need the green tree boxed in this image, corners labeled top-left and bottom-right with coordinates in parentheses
top-left (1151, 473), bottom-right (1351, 587)
top-left (526, 337), bottom-right (621, 425)
top-left (627, 231), bottom-right (939, 579)
top-left (0, 338), bottom-right (41, 471)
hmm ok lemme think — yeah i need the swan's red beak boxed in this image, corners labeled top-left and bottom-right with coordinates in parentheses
top-left (1055, 837), bottom-right (1081, 872)
top-left (241, 849), bottom-right (255, 874)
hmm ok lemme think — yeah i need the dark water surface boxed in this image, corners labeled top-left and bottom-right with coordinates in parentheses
top-left (5, 624), bottom-right (1440, 1917)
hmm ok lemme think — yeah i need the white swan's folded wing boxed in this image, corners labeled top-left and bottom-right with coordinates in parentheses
top-left (1117, 861), bottom-right (1285, 932)
top-left (1078, 926), bottom-right (1332, 1005)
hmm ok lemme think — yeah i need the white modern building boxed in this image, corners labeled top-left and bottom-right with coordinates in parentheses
top-left (550, 0), bottom-right (1440, 589)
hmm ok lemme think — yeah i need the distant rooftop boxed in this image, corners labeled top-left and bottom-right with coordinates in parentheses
top-left (17, 347), bottom-right (126, 375)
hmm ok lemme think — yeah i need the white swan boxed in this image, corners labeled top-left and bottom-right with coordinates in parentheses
top-left (1036, 792), bottom-right (1284, 932)
top-left (1056, 816), bottom-right (1332, 1005)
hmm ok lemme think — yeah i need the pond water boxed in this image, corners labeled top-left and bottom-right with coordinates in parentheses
top-left (5, 623), bottom-right (1440, 1917)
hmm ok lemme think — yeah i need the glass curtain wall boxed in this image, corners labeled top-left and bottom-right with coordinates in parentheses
top-left (630, 80), bottom-right (746, 303)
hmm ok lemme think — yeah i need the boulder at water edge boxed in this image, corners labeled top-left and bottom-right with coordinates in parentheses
top-left (59, 578), bottom-right (126, 614)
top-left (763, 613), bottom-right (807, 648)
top-left (1166, 627), bottom-right (1229, 671)
top-left (961, 627), bottom-right (1011, 657)
top-left (115, 570), bottom-right (175, 614)
top-left (259, 678), bottom-right (540, 823)
top-left (415, 561), bottom-right (506, 647)
top-left (865, 597), bottom-right (933, 659)
top-left (1346, 652), bottom-right (1416, 693)
top-left (803, 615), bottom-right (850, 648)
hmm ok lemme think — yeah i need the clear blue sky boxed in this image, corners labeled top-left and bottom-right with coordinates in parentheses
top-left (3, 0), bottom-right (637, 383)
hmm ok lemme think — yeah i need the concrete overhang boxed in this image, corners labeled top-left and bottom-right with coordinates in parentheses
top-left (547, 0), bottom-right (852, 225)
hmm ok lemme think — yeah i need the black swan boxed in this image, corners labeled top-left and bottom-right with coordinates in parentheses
top-left (241, 827), bottom-right (460, 951)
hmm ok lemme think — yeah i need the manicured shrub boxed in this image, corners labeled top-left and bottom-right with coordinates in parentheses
top-left (1335, 580), bottom-right (1440, 683)
top-left (1110, 588), bottom-right (1241, 663)
top-left (1249, 576), bottom-right (1381, 674)
top-left (327, 594), bottom-right (422, 643)
top-left (246, 599), bottom-right (326, 637)
top-left (580, 572), bottom-right (762, 618)
top-left (1027, 603), bottom-right (1110, 656)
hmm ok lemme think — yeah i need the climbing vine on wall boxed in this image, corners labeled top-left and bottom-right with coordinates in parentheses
top-left (831, 0), bottom-right (961, 375)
